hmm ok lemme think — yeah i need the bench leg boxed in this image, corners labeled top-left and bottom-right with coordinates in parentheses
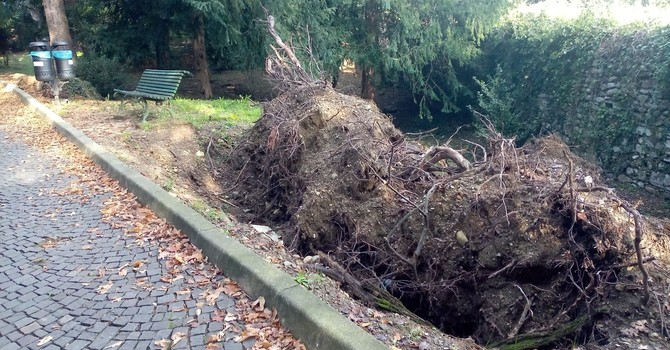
top-left (140, 99), bottom-right (150, 122)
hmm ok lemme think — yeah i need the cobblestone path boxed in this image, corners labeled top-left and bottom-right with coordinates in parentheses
top-left (0, 125), bottom-right (263, 348)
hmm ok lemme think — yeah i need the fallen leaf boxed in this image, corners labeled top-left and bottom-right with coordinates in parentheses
top-left (576, 211), bottom-right (588, 221)
top-left (82, 245), bottom-right (93, 250)
top-left (171, 332), bottom-right (187, 345)
top-left (132, 260), bottom-right (144, 268)
top-left (118, 267), bottom-right (128, 277)
top-left (222, 282), bottom-right (241, 296)
top-left (234, 326), bottom-right (261, 342)
top-left (176, 288), bottom-right (191, 295)
top-left (252, 296), bottom-right (266, 312)
top-left (207, 334), bottom-right (222, 343)
top-left (96, 281), bottom-right (113, 294)
top-left (392, 332), bottom-right (402, 343)
top-left (37, 335), bottom-right (52, 346)
top-left (251, 224), bottom-right (272, 233)
top-left (154, 339), bottom-right (171, 350)
top-left (211, 309), bottom-right (226, 322)
top-left (104, 341), bottom-right (123, 348)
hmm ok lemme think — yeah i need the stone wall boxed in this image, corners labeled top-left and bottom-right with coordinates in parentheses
top-left (555, 66), bottom-right (670, 196)
top-left (509, 45), bottom-right (670, 196)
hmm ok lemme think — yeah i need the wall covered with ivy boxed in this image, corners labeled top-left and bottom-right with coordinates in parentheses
top-left (478, 13), bottom-right (670, 195)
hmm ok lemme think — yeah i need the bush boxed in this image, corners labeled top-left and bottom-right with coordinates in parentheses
top-left (74, 54), bottom-right (127, 98)
top-left (62, 78), bottom-right (102, 100)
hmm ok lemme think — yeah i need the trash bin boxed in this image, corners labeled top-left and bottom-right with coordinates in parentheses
top-left (29, 41), bottom-right (55, 82)
top-left (51, 40), bottom-right (75, 81)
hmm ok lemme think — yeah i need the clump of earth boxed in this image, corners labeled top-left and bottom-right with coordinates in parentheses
top-left (223, 84), bottom-right (670, 348)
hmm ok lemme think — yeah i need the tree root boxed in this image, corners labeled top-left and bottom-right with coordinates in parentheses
top-left (313, 252), bottom-right (432, 327)
top-left (490, 308), bottom-right (608, 350)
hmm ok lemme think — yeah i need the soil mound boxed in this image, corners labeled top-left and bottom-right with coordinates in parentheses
top-left (229, 85), bottom-right (670, 347)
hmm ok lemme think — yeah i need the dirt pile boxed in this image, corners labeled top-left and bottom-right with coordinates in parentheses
top-left (228, 85), bottom-right (670, 348)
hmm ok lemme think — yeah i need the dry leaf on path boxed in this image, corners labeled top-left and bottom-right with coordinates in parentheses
top-left (37, 335), bottom-right (52, 346)
top-left (104, 341), bottom-right (123, 348)
top-left (171, 332), bottom-right (187, 345)
top-left (96, 281), bottom-right (113, 294)
top-left (154, 339), bottom-right (171, 350)
top-left (252, 296), bottom-right (265, 312)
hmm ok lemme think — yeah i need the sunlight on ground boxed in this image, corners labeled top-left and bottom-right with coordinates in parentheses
top-left (515, 0), bottom-right (670, 25)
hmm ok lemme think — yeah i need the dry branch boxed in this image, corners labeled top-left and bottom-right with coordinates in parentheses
top-left (264, 14), bottom-right (314, 85)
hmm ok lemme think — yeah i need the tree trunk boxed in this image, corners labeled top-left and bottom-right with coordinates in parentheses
top-left (361, 64), bottom-right (376, 100)
top-left (43, 0), bottom-right (72, 44)
top-left (155, 21), bottom-right (170, 69)
top-left (360, 0), bottom-right (378, 100)
top-left (193, 12), bottom-right (212, 99)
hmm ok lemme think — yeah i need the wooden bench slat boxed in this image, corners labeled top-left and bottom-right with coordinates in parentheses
top-left (113, 69), bottom-right (190, 121)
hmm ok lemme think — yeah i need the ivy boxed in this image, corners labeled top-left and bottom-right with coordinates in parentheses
top-left (476, 7), bottom-right (670, 171)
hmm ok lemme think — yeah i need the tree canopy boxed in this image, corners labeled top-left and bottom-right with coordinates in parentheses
top-left (2, 0), bottom-right (515, 117)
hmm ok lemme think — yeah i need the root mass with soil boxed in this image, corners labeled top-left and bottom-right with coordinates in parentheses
top-left (225, 84), bottom-right (670, 348)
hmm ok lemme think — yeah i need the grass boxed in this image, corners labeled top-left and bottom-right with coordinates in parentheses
top-left (294, 272), bottom-right (326, 288)
top-left (0, 52), bottom-right (34, 76)
top-left (154, 96), bottom-right (262, 129)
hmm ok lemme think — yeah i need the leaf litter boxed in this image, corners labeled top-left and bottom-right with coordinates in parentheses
top-left (0, 87), bottom-right (305, 349)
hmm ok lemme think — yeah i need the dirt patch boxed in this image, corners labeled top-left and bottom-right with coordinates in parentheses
top-left (228, 84), bottom-right (670, 348)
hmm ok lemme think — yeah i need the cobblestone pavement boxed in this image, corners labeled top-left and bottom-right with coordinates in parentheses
top-left (0, 131), bottom-right (257, 349)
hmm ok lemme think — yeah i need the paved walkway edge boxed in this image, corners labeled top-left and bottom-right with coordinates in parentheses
top-left (1, 81), bottom-right (388, 350)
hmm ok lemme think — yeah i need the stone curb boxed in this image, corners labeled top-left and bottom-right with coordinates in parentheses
top-left (1, 81), bottom-right (388, 350)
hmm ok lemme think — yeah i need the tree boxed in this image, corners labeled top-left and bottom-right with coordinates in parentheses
top-left (268, 0), bottom-right (513, 118)
top-left (43, 0), bottom-right (72, 44)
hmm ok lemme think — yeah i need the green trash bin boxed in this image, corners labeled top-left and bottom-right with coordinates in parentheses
top-left (29, 41), bottom-right (55, 82)
top-left (52, 40), bottom-right (75, 81)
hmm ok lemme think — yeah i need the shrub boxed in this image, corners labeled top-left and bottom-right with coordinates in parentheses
top-left (62, 78), bottom-right (102, 100)
top-left (74, 54), bottom-right (127, 98)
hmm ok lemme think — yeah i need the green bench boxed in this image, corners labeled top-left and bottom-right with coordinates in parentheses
top-left (113, 69), bottom-right (191, 122)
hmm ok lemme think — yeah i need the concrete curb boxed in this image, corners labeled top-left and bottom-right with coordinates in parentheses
top-left (2, 81), bottom-right (388, 350)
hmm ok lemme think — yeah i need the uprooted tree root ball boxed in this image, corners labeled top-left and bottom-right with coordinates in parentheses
top-left (226, 85), bottom-right (670, 348)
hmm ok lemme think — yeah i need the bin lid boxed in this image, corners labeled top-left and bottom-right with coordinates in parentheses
top-left (51, 40), bottom-right (71, 47)
top-left (29, 41), bottom-right (49, 48)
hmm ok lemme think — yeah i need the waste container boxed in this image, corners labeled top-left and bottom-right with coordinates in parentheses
top-left (29, 41), bottom-right (55, 82)
top-left (51, 40), bottom-right (75, 80)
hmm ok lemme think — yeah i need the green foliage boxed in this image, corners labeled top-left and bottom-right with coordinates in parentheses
top-left (474, 65), bottom-right (531, 141)
top-left (74, 54), bottom-right (127, 98)
top-left (476, 7), bottom-right (670, 166)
